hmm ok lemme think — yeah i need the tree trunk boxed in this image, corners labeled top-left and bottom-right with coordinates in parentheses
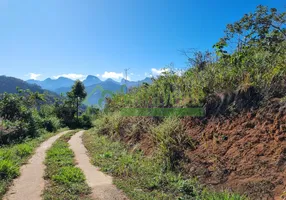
top-left (76, 97), bottom-right (79, 121)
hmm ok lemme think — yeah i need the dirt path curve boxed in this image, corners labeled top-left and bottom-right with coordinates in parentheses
top-left (69, 131), bottom-right (128, 200)
top-left (3, 130), bottom-right (69, 200)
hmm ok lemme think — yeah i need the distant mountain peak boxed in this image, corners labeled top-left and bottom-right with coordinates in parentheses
top-left (105, 78), bottom-right (118, 83)
top-left (86, 75), bottom-right (99, 79)
top-left (57, 77), bottom-right (71, 80)
top-left (26, 76), bottom-right (152, 105)
top-left (83, 75), bottom-right (101, 86)
top-left (120, 78), bottom-right (130, 84)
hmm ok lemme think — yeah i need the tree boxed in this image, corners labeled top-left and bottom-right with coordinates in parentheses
top-left (67, 80), bottom-right (87, 120)
top-left (213, 5), bottom-right (286, 57)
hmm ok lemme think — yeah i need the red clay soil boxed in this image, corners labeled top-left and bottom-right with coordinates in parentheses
top-left (182, 99), bottom-right (286, 200)
top-left (118, 99), bottom-right (286, 199)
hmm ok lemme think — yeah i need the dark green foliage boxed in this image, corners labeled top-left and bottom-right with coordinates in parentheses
top-left (0, 76), bottom-right (60, 104)
top-left (55, 100), bottom-right (77, 127)
top-left (0, 160), bottom-right (19, 179)
top-left (78, 114), bottom-right (92, 129)
top-left (68, 80), bottom-right (87, 120)
top-left (55, 80), bottom-right (95, 129)
top-left (0, 90), bottom-right (62, 144)
top-left (0, 92), bottom-right (40, 144)
top-left (41, 117), bottom-right (61, 132)
top-left (0, 76), bottom-right (45, 94)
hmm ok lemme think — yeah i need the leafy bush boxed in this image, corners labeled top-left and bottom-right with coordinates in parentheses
top-left (93, 112), bottom-right (124, 138)
top-left (0, 160), bottom-right (19, 179)
top-left (14, 144), bottom-right (33, 158)
top-left (151, 117), bottom-right (193, 169)
top-left (77, 114), bottom-right (92, 129)
top-left (41, 117), bottom-right (61, 132)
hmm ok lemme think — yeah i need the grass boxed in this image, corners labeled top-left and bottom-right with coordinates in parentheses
top-left (43, 131), bottom-right (91, 200)
top-left (82, 129), bottom-right (248, 200)
top-left (0, 128), bottom-right (68, 199)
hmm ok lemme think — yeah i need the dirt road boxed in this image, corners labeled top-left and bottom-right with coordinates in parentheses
top-left (3, 131), bottom-right (69, 200)
top-left (69, 131), bottom-right (128, 200)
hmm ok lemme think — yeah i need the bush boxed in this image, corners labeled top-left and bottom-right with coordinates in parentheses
top-left (42, 117), bottom-right (61, 132)
top-left (14, 144), bottom-right (33, 158)
top-left (77, 114), bottom-right (92, 129)
top-left (151, 117), bottom-right (193, 169)
top-left (0, 160), bottom-right (19, 179)
top-left (93, 112), bottom-right (124, 137)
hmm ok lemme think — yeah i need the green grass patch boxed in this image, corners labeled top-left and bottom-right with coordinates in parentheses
top-left (82, 129), bottom-right (248, 200)
top-left (0, 129), bottom-right (68, 199)
top-left (43, 131), bottom-right (91, 200)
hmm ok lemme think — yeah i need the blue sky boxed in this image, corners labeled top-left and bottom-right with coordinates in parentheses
top-left (0, 0), bottom-right (284, 81)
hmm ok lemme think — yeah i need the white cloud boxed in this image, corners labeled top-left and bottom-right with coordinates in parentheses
top-left (151, 68), bottom-right (170, 76)
top-left (96, 74), bottom-right (100, 77)
top-left (175, 69), bottom-right (185, 76)
top-left (144, 72), bottom-right (151, 77)
top-left (29, 73), bottom-right (41, 80)
top-left (101, 71), bottom-right (124, 80)
top-left (53, 73), bottom-right (87, 81)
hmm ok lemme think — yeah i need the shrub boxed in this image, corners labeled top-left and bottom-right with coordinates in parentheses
top-left (14, 144), bottom-right (33, 158)
top-left (42, 117), bottom-right (61, 132)
top-left (0, 160), bottom-right (19, 179)
top-left (78, 114), bottom-right (92, 129)
top-left (151, 117), bottom-right (193, 169)
top-left (93, 112), bottom-right (124, 138)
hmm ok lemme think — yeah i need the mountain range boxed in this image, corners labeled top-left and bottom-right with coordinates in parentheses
top-left (0, 75), bottom-right (60, 103)
top-left (27, 75), bottom-right (152, 105)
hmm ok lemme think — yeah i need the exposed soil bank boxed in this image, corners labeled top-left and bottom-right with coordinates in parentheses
top-left (120, 99), bottom-right (286, 199)
top-left (183, 100), bottom-right (286, 200)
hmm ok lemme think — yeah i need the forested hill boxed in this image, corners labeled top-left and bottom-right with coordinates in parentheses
top-left (0, 75), bottom-right (59, 100)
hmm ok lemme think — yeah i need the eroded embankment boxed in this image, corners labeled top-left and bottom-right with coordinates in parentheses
top-left (117, 99), bottom-right (286, 200)
top-left (182, 99), bottom-right (286, 199)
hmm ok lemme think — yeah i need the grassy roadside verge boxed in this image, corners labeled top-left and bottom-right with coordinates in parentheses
top-left (43, 131), bottom-right (91, 200)
top-left (82, 130), bottom-right (247, 200)
top-left (0, 128), bottom-right (68, 198)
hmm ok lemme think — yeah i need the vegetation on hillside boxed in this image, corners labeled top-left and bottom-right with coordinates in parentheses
top-left (84, 5), bottom-right (286, 200)
top-left (107, 5), bottom-right (285, 112)
top-left (83, 128), bottom-right (247, 200)
top-left (0, 76), bottom-right (59, 103)
top-left (0, 79), bottom-right (96, 198)
top-left (0, 80), bottom-right (97, 145)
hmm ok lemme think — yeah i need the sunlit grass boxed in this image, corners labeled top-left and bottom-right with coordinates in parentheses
top-left (83, 128), bottom-right (248, 200)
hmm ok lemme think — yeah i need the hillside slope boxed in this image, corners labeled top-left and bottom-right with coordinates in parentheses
top-left (0, 76), bottom-right (59, 102)
top-left (93, 5), bottom-right (286, 199)
top-left (182, 99), bottom-right (286, 199)
top-left (0, 75), bottom-right (46, 93)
